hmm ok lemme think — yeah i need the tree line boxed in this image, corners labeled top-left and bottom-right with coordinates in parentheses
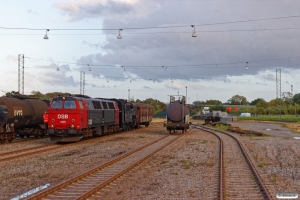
top-left (4, 91), bottom-right (300, 116)
top-left (192, 93), bottom-right (300, 115)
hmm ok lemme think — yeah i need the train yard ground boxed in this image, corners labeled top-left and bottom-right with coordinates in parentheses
top-left (0, 119), bottom-right (300, 199)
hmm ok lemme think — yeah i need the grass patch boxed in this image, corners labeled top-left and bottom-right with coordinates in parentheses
top-left (180, 160), bottom-right (198, 169)
top-left (161, 155), bottom-right (175, 164)
top-left (200, 140), bottom-right (208, 144)
top-left (237, 115), bottom-right (300, 122)
top-left (257, 162), bottom-right (268, 168)
top-left (215, 124), bottom-right (229, 131)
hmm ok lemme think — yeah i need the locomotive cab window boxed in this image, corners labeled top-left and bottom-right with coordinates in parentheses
top-left (78, 101), bottom-right (84, 109)
top-left (64, 101), bottom-right (76, 109)
top-left (101, 102), bottom-right (108, 109)
top-left (51, 100), bottom-right (63, 109)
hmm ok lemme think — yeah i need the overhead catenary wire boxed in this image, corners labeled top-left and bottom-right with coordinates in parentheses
top-left (24, 55), bottom-right (300, 69)
top-left (0, 15), bottom-right (300, 31)
top-left (2, 27), bottom-right (300, 36)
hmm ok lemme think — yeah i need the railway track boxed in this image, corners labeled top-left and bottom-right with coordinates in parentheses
top-left (192, 124), bottom-right (272, 200)
top-left (27, 131), bottom-right (190, 200)
top-left (0, 144), bottom-right (61, 162)
top-left (0, 126), bottom-right (155, 163)
top-left (0, 136), bottom-right (47, 145)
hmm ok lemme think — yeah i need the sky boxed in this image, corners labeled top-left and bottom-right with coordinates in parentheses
top-left (0, 0), bottom-right (300, 104)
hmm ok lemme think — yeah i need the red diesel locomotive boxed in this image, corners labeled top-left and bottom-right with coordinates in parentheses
top-left (47, 95), bottom-right (153, 142)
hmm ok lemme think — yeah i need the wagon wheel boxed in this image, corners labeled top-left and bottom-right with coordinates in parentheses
top-left (20, 135), bottom-right (24, 139)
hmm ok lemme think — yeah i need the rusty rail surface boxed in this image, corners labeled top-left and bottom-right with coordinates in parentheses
top-left (0, 144), bottom-right (63, 162)
top-left (191, 125), bottom-right (223, 200)
top-left (194, 124), bottom-right (272, 200)
top-left (28, 130), bottom-right (192, 200)
top-left (0, 144), bottom-right (54, 157)
top-left (0, 129), bottom-right (138, 163)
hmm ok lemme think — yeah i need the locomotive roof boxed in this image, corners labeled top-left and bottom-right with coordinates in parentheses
top-left (52, 96), bottom-right (116, 103)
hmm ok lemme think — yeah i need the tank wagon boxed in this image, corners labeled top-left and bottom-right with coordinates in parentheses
top-left (0, 96), bottom-right (49, 142)
top-left (164, 95), bottom-right (189, 133)
top-left (47, 95), bottom-right (153, 142)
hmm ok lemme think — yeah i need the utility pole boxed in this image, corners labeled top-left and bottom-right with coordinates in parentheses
top-left (186, 86), bottom-right (187, 103)
top-left (18, 54), bottom-right (24, 95)
top-left (128, 89), bottom-right (130, 102)
top-left (80, 71), bottom-right (85, 95)
top-left (292, 85), bottom-right (296, 116)
top-left (276, 69), bottom-right (281, 119)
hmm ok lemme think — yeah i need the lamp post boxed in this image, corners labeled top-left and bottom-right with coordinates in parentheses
top-left (186, 86), bottom-right (187, 102)
top-left (128, 89), bottom-right (130, 102)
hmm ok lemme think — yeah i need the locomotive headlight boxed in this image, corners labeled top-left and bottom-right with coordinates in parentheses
top-left (50, 124), bottom-right (54, 128)
top-left (70, 124), bottom-right (74, 128)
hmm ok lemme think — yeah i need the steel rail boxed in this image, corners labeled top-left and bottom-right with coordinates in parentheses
top-left (195, 124), bottom-right (272, 200)
top-left (190, 124), bottom-right (223, 200)
top-left (0, 145), bottom-right (64, 162)
top-left (0, 144), bottom-right (54, 157)
top-left (0, 128), bottom-right (141, 162)
top-left (77, 130), bottom-right (191, 200)
top-left (27, 134), bottom-right (171, 200)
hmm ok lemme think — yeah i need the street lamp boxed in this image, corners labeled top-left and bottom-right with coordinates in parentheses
top-left (128, 89), bottom-right (130, 102)
top-left (186, 86), bottom-right (187, 100)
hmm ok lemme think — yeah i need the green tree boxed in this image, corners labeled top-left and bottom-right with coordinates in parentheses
top-left (293, 93), bottom-right (300, 104)
top-left (209, 105), bottom-right (226, 112)
top-left (249, 98), bottom-right (265, 105)
top-left (227, 94), bottom-right (248, 105)
top-left (256, 100), bottom-right (268, 109)
top-left (31, 90), bottom-right (44, 98)
top-left (256, 107), bottom-right (266, 115)
top-left (206, 99), bottom-right (222, 105)
top-left (282, 92), bottom-right (293, 106)
top-left (193, 100), bottom-right (205, 106)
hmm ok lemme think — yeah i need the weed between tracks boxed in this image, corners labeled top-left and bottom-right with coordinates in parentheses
top-left (258, 162), bottom-right (269, 168)
top-left (180, 159), bottom-right (199, 169)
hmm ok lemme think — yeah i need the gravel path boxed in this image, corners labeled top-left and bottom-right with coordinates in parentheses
top-left (230, 121), bottom-right (300, 198)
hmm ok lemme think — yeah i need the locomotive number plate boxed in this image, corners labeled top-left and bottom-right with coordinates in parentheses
top-left (58, 114), bottom-right (68, 119)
